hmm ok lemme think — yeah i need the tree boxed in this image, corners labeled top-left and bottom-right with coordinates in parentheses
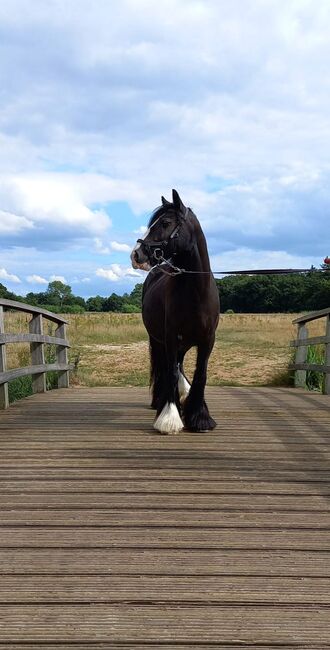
top-left (129, 283), bottom-right (143, 307)
top-left (46, 281), bottom-right (72, 308)
top-left (86, 295), bottom-right (105, 312)
top-left (0, 283), bottom-right (18, 300)
top-left (103, 293), bottom-right (125, 312)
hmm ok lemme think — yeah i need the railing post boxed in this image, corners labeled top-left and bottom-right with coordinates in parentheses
top-left (29, 314), bottom-right (46, 393)
top-left (294, 323), bottom-right (308, 389)
top-left (325, 314), bottom-right (330, 395)
top-left (56, 323), bottom-right (70, 388)
top-left (0, 306), bottom-right (9, 409)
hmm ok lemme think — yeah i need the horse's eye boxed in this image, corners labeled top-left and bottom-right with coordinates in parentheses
top-left (162, 220), bottom-right (171, 229)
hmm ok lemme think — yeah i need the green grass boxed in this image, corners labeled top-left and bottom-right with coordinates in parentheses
top-left (306, 344), bottom-right (325, 393)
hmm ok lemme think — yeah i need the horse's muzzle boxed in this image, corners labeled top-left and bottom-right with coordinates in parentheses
top-left (130, 245), bottom-right (151, 271)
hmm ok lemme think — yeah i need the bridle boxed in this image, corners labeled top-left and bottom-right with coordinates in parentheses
top-left (137, 207), bottom-right (189, 263)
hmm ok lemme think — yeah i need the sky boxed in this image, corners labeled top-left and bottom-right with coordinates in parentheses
top-left (0, 0), bottom-right (329, 297)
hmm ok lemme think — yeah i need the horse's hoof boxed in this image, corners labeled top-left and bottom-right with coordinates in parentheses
top-left (184, 413), bottom-right (217, 433)
top-left (154, 402), bottom-right (184, 434)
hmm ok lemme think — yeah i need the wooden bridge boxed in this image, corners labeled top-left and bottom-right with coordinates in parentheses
top-left (0, 300), bottom-right (330, 647)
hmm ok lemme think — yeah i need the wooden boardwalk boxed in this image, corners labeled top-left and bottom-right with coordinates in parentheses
top-left (0, 385), bottom-right (329, 648)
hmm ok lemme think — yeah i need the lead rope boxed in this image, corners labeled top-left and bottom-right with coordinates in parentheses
top-left (150, 256), bottom-right (330, 278)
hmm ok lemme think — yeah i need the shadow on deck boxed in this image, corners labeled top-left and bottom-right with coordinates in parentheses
top-left (0, 385), bottom-right (329, 648)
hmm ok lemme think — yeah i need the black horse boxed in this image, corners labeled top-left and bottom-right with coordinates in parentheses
top-left (131, 189), bottom-right (219, 434)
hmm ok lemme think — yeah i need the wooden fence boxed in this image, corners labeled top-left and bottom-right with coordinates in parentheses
top-left (0, 299), bottom-right (72, 409)
top-left (291, 306), bottom-right (330, 395)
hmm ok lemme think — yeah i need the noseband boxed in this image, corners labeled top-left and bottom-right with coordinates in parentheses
top-left (137, 207), bottom-right (189, 263)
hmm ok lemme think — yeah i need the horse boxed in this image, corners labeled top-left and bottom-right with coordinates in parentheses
top-left (131, 189), bottom-right (219, 434)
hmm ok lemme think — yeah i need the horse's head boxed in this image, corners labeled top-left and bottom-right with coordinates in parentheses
top-left (131, 189), bottom-right (191, 270)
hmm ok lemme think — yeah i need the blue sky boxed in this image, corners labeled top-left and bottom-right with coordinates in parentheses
top-left (0, 0), bottom-right (329, 297)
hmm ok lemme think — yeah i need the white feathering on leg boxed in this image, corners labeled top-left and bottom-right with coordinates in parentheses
top-left (154, 402), bottom-right (184, 434)
top-left (178, 371), bottom-right (191, 404)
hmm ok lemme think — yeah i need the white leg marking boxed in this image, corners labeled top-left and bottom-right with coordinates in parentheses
top-left (154, 402), bottom-right (184, 434)
top-left (178, 370), bottom-right (191, 404)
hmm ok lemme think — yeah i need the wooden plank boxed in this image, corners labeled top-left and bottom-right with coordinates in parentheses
top-left (0, 298), bottom-right (68, 323)
top-left (0, 363), bottom-right (73, 384)
top-left (0, 641), bottom-right (316, 650)
top-left (0, 604), bottom-right (330, 643)
top-left (325, 314), bottom-right (330, 395)
top-left (1, 508), bottom-right (329, 528)
top-left (0, 526), bottom-right (329, 550)
top-left (293, 323), bottom-right (308, 388)
top-left (291, 362), bottom-right (330, 373)
top-left (290, 334), bottom-right (330, 347)
top-left (0, 492), bottom-right (328, 510)
top-left (29, 314), bottom-right (46, 394)
top-left (293, 306), bottom-right (330, 323)
top-left (1, 575), bottom-right (330, 604)
top-left (0, 306), bottom-right (9, 409)
top-left (1, 468), bottom-right (330, 482)
top-left (0, 333), bottom-right (70, 346)
top-left (0, 478), bottom-right (329, 494)
top-left (0, 549), bottom-right (329, 577)
top-left (56, 322), bottom-right (70, 389)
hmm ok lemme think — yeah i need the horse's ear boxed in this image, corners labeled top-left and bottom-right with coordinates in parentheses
top-left (161, 195), bottom-right (171, 206)
top-left (172, 189), bottom-right (185, 212)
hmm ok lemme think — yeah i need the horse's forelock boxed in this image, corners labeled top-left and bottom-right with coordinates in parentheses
top-left (147, 205), bottom-right (171, 227)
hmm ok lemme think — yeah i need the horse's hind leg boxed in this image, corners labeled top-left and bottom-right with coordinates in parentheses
top-left (177, 351), bottom-right (191, 405)
top-left (183, 341), bottom-right (216, 432)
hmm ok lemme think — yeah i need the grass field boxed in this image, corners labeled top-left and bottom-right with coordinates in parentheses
top-left (3, 311), bottom-right (325, 392)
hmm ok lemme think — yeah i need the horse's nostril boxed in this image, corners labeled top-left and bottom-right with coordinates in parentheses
top-left (134, 250), bottom-right (139, 262)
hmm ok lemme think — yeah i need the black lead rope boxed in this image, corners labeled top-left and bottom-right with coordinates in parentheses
top-left (151, 257), bottom-right (330, 277)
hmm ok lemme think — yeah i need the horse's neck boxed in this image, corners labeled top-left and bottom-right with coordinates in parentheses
top-left (177, 230), bottom-right (212, 292)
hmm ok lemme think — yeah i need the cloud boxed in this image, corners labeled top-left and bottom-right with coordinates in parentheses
top-left (0, 174), bottom-right (113, 250)
top-left (94, 237), bottom-right (110, 254)
top-left (210, 248), bottom-right (317, 275)
top-left (0, 210), bottom-right (34, 235)
top-left (49, 275), bottom-right (67, 283)
top-left (96, 264), bottom-right (143, 282)
top-left (0, 267), bottom-right (21, 283)
top-left (110, 241), bottom-right (131, 252)
top-left (26, 274), bottom-right (48, 284)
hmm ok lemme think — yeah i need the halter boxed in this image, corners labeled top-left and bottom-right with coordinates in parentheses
top-left (137, 207), bottom-right (189, 263)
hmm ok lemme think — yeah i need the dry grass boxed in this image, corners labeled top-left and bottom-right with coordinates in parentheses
top-left (4, 310), bottom-right (325, 388)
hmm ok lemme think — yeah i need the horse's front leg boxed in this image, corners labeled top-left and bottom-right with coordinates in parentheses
top-left (153, 338), bottom-right (184, 435)
top-left (183, 341), bottom-right (216, 432)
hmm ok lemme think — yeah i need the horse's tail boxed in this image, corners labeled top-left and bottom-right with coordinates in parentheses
top-left (149, 338), bottom-right (166, 410)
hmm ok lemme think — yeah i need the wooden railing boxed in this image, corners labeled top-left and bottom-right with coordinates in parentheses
top-left (0, 299), bottom-right (73, 409)
top-left (291, 307), bottom-right (330, 395)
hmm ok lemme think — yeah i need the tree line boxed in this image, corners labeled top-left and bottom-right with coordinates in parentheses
top-left (0, 263), bottom-right (329, 314)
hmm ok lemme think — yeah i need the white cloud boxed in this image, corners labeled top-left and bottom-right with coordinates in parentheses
top-left (210, 248), bottom-right (317, 275)
top-left (0, 210), bottom-right (34, 235)
top-left (0, 267), bottom-right (21, 283)
top-left (49, 275), bottom-right (67, 283)
top-left (94, 237), bottom-right (132, 255)
top-left (94, 237), bottom-right (110, 254)
top-left (134, 226), bottom-right (148, 235)
top-left (110, 241), bottom-right (131, 253)
top-left (96, 264), bottom-right (142, 282)
top-left (26, 274), bottom-right (48, 284)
